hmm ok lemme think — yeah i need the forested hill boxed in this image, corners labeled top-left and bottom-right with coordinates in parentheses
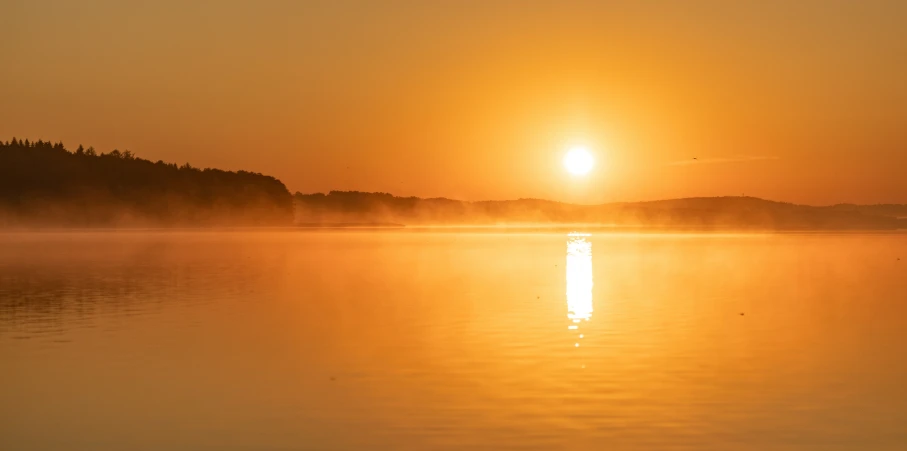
top-left (0, 138), bottom-right (293, 226)
top-left (295, 191), bottom-right (907, 230)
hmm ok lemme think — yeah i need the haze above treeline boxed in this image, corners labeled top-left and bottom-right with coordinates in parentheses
top-left (1, 139), bottom-right (905, 230)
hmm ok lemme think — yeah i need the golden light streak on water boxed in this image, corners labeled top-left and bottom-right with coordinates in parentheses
top-left (566, 232), bottom-right (593, 350)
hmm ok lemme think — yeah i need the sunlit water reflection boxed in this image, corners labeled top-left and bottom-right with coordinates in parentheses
top-left (566, 233), bottom-right (593, 350)
top-left (2, 230), bottom-right (907, 450)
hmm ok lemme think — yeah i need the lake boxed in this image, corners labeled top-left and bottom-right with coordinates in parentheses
top-left (1, 230), bottom-right (906, 450)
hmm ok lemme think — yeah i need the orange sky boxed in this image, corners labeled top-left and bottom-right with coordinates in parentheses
top-left (3, 0), bottom-right (906, 205)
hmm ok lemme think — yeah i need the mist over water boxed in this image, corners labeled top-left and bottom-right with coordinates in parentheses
top-left (2, 230), bottom-right (907, 450)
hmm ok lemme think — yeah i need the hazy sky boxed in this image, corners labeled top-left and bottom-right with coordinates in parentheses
top-left (3, 0), bottom-right (906, 204)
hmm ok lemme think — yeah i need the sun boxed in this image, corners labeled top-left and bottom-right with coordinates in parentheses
top-left (563, 147), bottom-right (594, 176)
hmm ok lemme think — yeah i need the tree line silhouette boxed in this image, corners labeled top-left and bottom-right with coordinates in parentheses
top-left (0, 138), bottom-right (293, 226)
top-left (2, 137), bottom-right (902, 229)
top-left (294, 191), bottom-right (907, 230)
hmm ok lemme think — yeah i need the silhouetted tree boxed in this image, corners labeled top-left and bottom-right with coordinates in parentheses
top-left (0, 138), bottom-right (293, 226)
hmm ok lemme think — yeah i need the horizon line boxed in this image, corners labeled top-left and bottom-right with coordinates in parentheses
top-left (293, 191), bottom-right (906, 209)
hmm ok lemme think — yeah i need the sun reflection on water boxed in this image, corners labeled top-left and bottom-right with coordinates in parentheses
top-left (566, 233), bottom-right (593, 348)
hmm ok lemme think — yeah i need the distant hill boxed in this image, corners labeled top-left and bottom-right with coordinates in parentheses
top-left (295, 191), bottom-right (907, 230)
top-left (825, 204), bottom-right (907, 219)
top-left (0, 138), bottom-right (293, 226)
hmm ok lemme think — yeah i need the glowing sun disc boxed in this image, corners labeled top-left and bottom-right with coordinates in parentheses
top-left (564, 147), bottom-right (594, 176)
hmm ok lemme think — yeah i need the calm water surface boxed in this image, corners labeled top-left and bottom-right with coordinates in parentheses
top-left (1, 231), bottom-right (906, 450)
